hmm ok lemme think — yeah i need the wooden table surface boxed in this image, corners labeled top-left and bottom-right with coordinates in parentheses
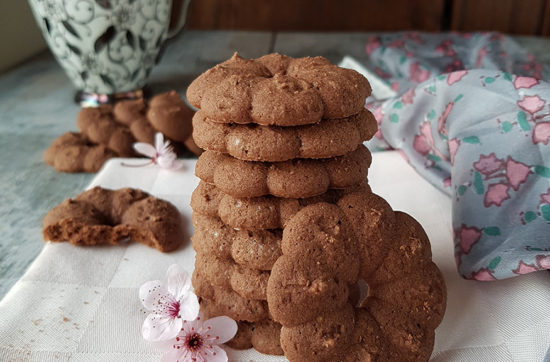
top-left (0, 30), bottom-right (549, 300)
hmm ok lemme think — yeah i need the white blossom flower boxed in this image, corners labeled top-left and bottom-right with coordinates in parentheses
top-left (157, 313), bottom-right (237, 362)
top-left (139, 264), bottom-right (199, 341)
top-left (132, 132), bottom-right (183, 169)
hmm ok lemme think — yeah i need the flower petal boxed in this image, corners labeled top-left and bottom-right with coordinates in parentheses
top-left (183, 313), bottom-right (205, 334)
top-left (203, 316), bottom-right (238, 344)
top-left (178, 292), bottom-right (200, 321)
top-left (158, 153), bottom-right (177, 169)
top-left (166, 264), bottom-right (192, 299)
top-left (134, 142), bottom-right (156, 158)
top-left (142, 313), bottom-right (183, 341)
top-left (169, 159), bottom-right (185, 170)
top-left (139, 280), bottom-right (163, 310)
top-left (161, 349), bottom-right (186, 362)
top-left (201, 344), bottom-right (228, 362)
top-left (155, 132), bottom-right (165, 152)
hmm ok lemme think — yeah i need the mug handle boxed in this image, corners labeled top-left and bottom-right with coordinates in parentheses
top-left (168, 0), bottom-right (192, 38)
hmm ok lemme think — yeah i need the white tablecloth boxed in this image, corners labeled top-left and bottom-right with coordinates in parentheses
top-left (1, 152), bottom-right (549, 361)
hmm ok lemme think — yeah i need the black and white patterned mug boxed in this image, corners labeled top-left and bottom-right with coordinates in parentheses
top-left (28, 0), bottom-right (190, 98)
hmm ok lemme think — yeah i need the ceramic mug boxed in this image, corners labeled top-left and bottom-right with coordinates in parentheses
top-left (28, 0), bottom-right (190, 98)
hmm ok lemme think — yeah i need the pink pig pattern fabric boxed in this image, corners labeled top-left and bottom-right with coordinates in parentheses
top-left (364, 32), bottom-right (550, 280)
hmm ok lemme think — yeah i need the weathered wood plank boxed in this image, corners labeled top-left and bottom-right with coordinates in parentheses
top-left (273, 32), bottom-right (373, 66)
top-left (187, 0), bottom-right (444, 32)
top-left (451, 0), bottom-right (547, 35)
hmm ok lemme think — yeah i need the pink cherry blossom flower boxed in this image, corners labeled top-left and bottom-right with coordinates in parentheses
top-left (413, 134), bottom-right (431, 156)
top-left (131, 132), bottom-right (184, 169)
top-left (484, 183), bottom-right (510, 207)
top-left (447, 70), bottom-right (467, 86)
top-left (473, 153), bottom-right (504, 176)
top-left (391, 82), bottom-right (399, 91)
top-left (140, 264), bottom-right (200, 342)
top-left (512, 261), bottom-right (539, 275)
top-left (505, 157), bottom-right (531, 191)
top-left (366, 36), bottom-right (381, 55)
top-left (371, 105), bottom-right (384, 139)
top-left (517, 95), bottom-right (545, 115)
top-left (389, 39), bottom-right (404, 48)
top-left (456, 224), bottom-right (481, 254)
top-left (401, 88), bottom-right (415, 104)
top-left (470, 267), bottom-right (496, 281)
top-left (404, 32), bottom-right (423, 43)
top-left (420, 121), bottom-right (434, 144)
top-left (448, 138), bottom-right (460, 165)
top-left (475, 46), bottom-right (488, 68)
top-left (409, 62), bottom-right (430, 83)
top-left (533, 122), bottom-right (550, 145)
top-left (513, 76), bottom-right (539, 89)
top-left (437, 102), bottom-right (454, 136)
top-left (158, 314), bottom-right (237, 362)
top-left (540, 188), bottom-right (550, 204)
top-left (536, 255), bottom-right (550, 269)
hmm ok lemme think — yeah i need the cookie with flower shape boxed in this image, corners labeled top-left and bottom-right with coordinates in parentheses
top-left (195, 145), bottom-right (371, 199)
top-left (187, 53), bottom-right (371, 125)
top-left (267, 192), bottom-right (446, 361)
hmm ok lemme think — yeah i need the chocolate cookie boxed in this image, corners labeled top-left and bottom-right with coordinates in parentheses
top-left (192, 214), bottom-right (235, 260)
top-left (194, 246), bottom-right (270, 301)
top-left (231, 228), bottom-right (282, 271)
top-left (187, 53), bottom-right (371, 124)
top-left (194, 251), bottom-right (233, 290)
top-left (343, 309), bottom-right (390, 362)
top-left (190, 181), bottom-right (369, 231)
top-left (336, 192), bottom-right (396, 279)
top-left (195, 145), bottom-right (371, 198)
top-left (267, 254), bottom-right (349, 327)
top-left (366, 297), bottom-right (435, 362)
top-left (280, 304), bottom-right (355, 361)
top-left (226, 321), bottom-right (254, 350)
top-left (193, 269), bottom-right (269, 322)
top-left (44, 132), bottom-right (115, 173)
top-left (43, 187), bottom-right (184, 252)
top-left (112, 98), bottom-right (156, 144)
top-left (199, 300), bottom-right (255, 350)
top-left (266, 193), bottom-right (446, 361)
top-left (192, 108), bottom-right (376, 162)
top-left (192, 212), bottom-right (282, 270)
top-left (77, 106), bottom-right (136, 156)
top-left (183, 134), bottom-right (203, 156)
top-left (230, 265), bottom-right (269, 301)
top-left (147, 91), bottom-right (193, 143)
top-left (251, 319), bottom-right (284, 355)
top-left (281, 203), bottom-right (360, 283)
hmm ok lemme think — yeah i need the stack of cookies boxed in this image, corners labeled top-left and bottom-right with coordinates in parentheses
top-left (187, 53), bottom-right (377, 354)
top-left (44, 91), bottom-right (200, 173)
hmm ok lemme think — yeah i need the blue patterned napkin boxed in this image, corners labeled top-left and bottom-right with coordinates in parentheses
top-left (363, 32), bottom-right (550, 280)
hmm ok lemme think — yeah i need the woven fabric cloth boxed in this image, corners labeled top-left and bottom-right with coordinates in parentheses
top-left (1, 155), bottom-right (549, 361)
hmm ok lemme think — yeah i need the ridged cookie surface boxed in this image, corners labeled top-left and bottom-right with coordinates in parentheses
top-left (195, 145), bottom-right (371, 198)
top-left (266, 192), bottom-right (447, 361)
top-left (192, 108), bottom-right (377, 162)
top-left (187, 53), bottom-right (371, 125)
top-left (190, 181), bottom-right (369, 230)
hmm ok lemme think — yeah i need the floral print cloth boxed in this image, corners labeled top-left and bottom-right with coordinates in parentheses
top-left (364, 32), bottom-right (550, 280)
